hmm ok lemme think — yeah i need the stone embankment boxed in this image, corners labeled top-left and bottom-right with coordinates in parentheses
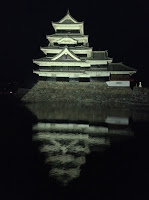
top-left (21, 81), bottom-right (149, 107)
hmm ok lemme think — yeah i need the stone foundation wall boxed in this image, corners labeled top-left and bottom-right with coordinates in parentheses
top-left (21, 81), bottom-right (149, 106)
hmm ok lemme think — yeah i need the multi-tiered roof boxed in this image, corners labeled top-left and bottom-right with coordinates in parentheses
top-left (33, 11), bottom-right (136, 83)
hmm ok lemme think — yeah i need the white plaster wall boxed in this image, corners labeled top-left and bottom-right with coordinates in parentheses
top-left (86, 71), bottom-right (110, 76)
top-left (33, 71), bottom-right (110, 78)
top-left (106, 81), bottom-right (130, 87)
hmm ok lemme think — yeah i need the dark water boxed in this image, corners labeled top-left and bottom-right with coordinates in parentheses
top-left (1, 98), bottom-right (149, 200)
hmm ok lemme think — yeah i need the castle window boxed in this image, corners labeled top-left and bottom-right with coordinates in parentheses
top-left (56, 30), bottom-right (80, 33)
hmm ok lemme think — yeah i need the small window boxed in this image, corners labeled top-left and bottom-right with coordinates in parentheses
top-left (56, 30), bottom-right (80, 33)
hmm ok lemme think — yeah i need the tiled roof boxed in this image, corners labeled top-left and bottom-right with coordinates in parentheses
top-left (108, 63), bottom-right (136, 71)
top-left (87, 51), bottom-right (112, 60)
top-left (53, 11), bottom-right (82, 24)
top-left (60, 19), bottom-right (76, 24)
top-left (33, 57), bottom-right (82, 62)
top-left (93, 51), bottom-right (108, 59)
top-left (41, 46), bottom-right (92, 50)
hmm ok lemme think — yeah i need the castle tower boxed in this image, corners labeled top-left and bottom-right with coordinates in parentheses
top-left (33, 11), bottom-right (136, 85)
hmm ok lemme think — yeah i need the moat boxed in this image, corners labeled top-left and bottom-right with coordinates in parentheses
top-left (1, 97), bottom-right (149, 200)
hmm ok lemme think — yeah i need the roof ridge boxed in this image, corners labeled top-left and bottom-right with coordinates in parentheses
top-left (93, 50), bottom-right (107, 53)
top-left (53, 11), bottom-right (80, 24)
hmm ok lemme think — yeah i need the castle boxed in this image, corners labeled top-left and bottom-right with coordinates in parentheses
top-left (33, 10), bottom-right (136, 87)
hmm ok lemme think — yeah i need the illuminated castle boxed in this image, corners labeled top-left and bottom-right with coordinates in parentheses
top-left (33, 10), bottom-right (136, 86)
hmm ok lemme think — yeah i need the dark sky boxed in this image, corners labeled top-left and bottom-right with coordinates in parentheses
top-left (0, 0), bottom-right (149, 85)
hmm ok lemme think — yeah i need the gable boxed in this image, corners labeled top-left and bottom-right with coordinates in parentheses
top-left (54, 54), bottom-right (76, 61)
top-left (51, 48), bottom-right (81, 61)
top-left (59, 12), bottom-right (78, 24)
top-left (57, 37), bottom-right (77, 44)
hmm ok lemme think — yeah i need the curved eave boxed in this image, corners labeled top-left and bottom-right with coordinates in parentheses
top-left (40, 46), bottom-right (92, 50)
top-left (56, 37), bottom-right (78, 44)
top-left (33, 59), bottom-right (91, 67)
top-left (46, 34), bottom-right (89, 43)
top-left (40, 46), bottom-right (93, 56)
top-left (110, 70), bottom-right (137, 75)
top-left (52, 22), bottom-right (84, 34)
top-left (52, 22), bottom-right (84, 25)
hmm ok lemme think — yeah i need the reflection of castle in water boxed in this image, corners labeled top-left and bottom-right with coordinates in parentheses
top-left (33, 124), bottom-right (110, 185)
top-left (31, 104), bottom-right (134, 186)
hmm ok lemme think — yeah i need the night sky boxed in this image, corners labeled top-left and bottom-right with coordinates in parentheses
top-left (1, 0), bottom-right (149, 85)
